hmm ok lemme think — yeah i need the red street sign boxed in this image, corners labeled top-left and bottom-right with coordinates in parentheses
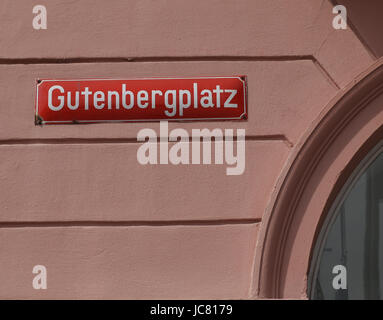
top-left (35, 76), bottom-right (247, 125)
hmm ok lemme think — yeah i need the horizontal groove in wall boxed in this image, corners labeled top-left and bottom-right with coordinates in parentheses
top-left (0, 219), bottom-right (261, 228)
top-left (0, 55), bottom-right (314, 65)
top-left (0, 135), bottom-right (290, 146)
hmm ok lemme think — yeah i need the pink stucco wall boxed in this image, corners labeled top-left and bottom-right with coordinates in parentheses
top-left (0, 0), bottom-right (380, 299)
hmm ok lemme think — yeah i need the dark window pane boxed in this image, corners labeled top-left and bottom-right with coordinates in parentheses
top-left (311, 151), bottom-right (383, 300)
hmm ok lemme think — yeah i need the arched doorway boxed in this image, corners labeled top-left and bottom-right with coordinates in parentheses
top-left (251, 58), bottom-right (383, 299)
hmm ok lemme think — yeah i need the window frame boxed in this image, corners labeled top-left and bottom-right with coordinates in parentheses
top-left (308, 141), bottom-right (383, 299)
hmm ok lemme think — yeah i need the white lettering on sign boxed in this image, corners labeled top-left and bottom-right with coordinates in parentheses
top-left (47, 84), bottom-right (239, 117)
top-left (36, 77), bottom-right (247, 124)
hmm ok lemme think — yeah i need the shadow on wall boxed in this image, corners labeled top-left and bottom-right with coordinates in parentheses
top-left (336, 0), bottom-right (383, 58)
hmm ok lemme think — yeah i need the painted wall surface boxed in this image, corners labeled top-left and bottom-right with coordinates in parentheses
top-left (0, 0), bottom-right (380, 299)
